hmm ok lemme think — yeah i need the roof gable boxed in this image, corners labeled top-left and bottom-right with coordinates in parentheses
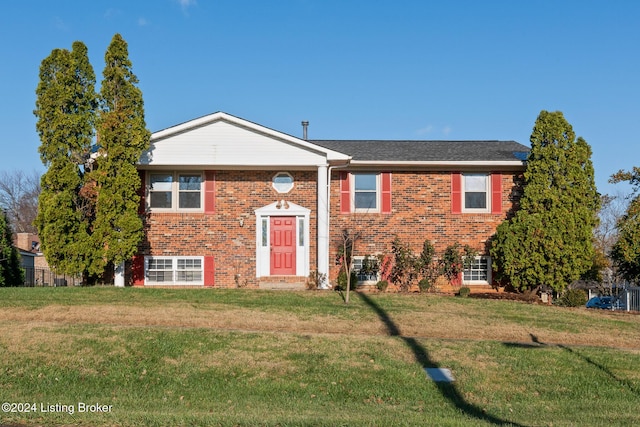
top-left (140, 112), bottom-right (349, 168)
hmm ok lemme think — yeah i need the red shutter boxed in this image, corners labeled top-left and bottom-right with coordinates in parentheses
top-left (451, 172), bottom-right (462, 214)
top-left (137, 170), bottom-right (146, 215)
top-left (204, 171), bottom-right (216, 214)
top-left (491, 172), bottom-right (502, 214)
top-left (381, 172), bottom-right (392, 214)
top-left (132, 255), bottom-right (145, 286)
top-left (204, 256), bottom-right (215, 287)
top-left (340, 172), bottom-right (351, 214)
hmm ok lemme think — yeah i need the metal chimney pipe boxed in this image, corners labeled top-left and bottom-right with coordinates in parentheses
top-left (301, 121), bottom-right (309, 140)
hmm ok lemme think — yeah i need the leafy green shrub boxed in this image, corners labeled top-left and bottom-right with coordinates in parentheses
top-left (441, 243), bottom-right (477, 286)
top-left (458, 286), bottom-right (471, 298)
top-left (418, 278), bottom-right (431, 293)
top-left (335, 269), bottom-right (359, 291)
top-left (557, 289), bottom-right (588, 307)
top-left (376, 280), bottom-right (389, 292)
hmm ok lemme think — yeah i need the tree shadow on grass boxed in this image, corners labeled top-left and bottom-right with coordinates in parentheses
top-left (505, 334), bottom-right (640, 398)
top-left (356, 292), bottom-right (526, 426)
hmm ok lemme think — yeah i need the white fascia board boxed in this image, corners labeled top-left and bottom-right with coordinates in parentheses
top-left (151, 111), bottom-right (350, 162)
top-left (348, 160), bottom-right (525, 169)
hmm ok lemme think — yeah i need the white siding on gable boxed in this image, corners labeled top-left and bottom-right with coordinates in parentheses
top-left (140, 120), bottom-right (327, 167)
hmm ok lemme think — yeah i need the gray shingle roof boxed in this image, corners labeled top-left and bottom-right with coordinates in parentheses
top-left (309, 140), bottom-right (529, 162)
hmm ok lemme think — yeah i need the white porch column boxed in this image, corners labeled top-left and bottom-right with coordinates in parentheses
top-left (317, 165), bottom-right (329, 288)
top-left (114, 261), bottom-right (125, 287)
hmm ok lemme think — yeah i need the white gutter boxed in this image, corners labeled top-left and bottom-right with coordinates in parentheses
top-left (348, 160), bottom-right (525, 167)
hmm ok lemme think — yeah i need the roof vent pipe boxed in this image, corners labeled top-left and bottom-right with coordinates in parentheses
top-left (301, 121), bottom-right (309, 140)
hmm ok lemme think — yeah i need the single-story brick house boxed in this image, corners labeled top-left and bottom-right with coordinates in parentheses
top-left (128, 112), bottom-right (528, 289)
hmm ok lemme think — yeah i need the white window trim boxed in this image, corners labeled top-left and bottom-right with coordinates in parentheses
top-left (144, 256), bottom-right (204, 286)
top-left (352, 172), bottom-right (381, 213)
top-left (147, 171), bottom-right (204, 213)
top-left (462, 173), bottom-right (490, 213)
top-left (463, 256), bottom-right (491, 285)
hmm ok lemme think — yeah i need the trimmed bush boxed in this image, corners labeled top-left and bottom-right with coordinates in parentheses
top-left (336, 270), bottom-right (359, 291)
top-left (458, 286), bottom-right (471, 298)
top-left (376, 280), bottom-right (389, 292)
top-left (557, 288), bottom-right (588, 307)
top-left (418, 278), bottom-right (431, 293)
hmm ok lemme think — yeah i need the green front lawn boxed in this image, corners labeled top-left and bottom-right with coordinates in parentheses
top-left (1, 287), bottom-right (639, 426)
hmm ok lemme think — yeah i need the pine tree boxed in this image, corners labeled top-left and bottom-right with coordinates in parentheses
top-left (490, 111), bottom-right (600, 293)
top-left (0, 210), bottom-right (24, 287)
top-left (90, 34), bottom-right (150, 275)
top-left (34, 42), bottom-right (97, 276)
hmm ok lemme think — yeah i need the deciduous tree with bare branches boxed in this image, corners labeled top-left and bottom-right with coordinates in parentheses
top-left (0, 170), bottom-right (41, 234)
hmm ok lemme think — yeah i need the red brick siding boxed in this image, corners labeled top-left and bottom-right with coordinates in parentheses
top-left (137, 170), bottom-right (318, 288)
top-left (329, 170), bottom-right (522, 281)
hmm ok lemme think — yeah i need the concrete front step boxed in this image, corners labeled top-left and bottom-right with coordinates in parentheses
top-left (258, 278), bottom-right (306, 290)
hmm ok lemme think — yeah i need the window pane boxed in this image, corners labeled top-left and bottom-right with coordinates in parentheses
top-left (262, 219), bottom-right (268, 247)
top-left (354, 174), bottom-right (377, 191)
top-left (177, 271), bottom-right (202, 282)
top-left (355, 192), bottom-right (377, 209)
top-left (149, 259), bottom-right (172, 269)
top-left (465, 174), bottom-right (487, 192)
top-left (299, 218), bottom-right (304, 246)
top-left (177, 259), bottom-right (201, 270)
top-left (179, 175), bottom-right (201, 191)
top-left (150, 192), bottom-right (172, 208)
top-left (179, 192), bottom-right (201, 209)
top-left (148, 258), bottom-right (173, 282)
top-left (464, 257), bottom-right (489, 281)
top-left (150, 174), bottom-right (173, 191)
top-left (465, 192), bottom-right (486, 209)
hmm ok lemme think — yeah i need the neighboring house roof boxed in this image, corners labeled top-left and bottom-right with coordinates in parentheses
top-left (310, 140), bottom-right (529, 167)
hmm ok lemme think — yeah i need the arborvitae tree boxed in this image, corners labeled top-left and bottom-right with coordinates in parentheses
top-left (34, 42), bottom-right (97, 276)
top-left (89, 34), bottom-right (150, 275)
top-left (610, 167), bottom-right (640, 283)
top-left (0, 210), bottom-right (24, 287)
top-left (490, 111), bottom-right (600, 293)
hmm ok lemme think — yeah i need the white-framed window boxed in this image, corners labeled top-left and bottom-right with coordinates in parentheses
top-left (145, 256), bottom-right (204, 285)
top-left (272, 172), bottom-right (294, 193)
top-left (148, 172), bottom-right (203, 211)
top-left (353, 173), bottom-right (380, 212)
top-left (463, 256), bottom-right (491, 284)
top-left (463, 173), bottom-right (489, 212)
top-left (351, 255), bottom-right (380, 282)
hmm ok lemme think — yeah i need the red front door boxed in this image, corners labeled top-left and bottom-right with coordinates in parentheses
top-left (270, 216), bottom-right (296, 275)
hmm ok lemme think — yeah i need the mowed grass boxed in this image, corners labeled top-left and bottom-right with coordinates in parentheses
top-left (0, 287), bottom-right (639, 426)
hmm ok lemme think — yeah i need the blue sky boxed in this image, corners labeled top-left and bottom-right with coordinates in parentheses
top-left (1, 0), bottom-right (638, 196)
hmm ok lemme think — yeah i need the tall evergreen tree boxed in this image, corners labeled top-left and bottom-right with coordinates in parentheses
top-left (90, 34), bottom-right (150, 275)
top-left (490, 111), bottom-right (599, 293)
top-left (34, 42), bottom-right (97, 276)
top-left (0, 210), bottom-right (24, 287)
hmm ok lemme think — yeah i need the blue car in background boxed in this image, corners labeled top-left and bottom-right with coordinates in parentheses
top-left (586, 296), bottom-right (625, 310)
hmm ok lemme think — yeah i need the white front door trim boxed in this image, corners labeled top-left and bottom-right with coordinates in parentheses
top-left (255, 201), bottom-right (310, 277)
